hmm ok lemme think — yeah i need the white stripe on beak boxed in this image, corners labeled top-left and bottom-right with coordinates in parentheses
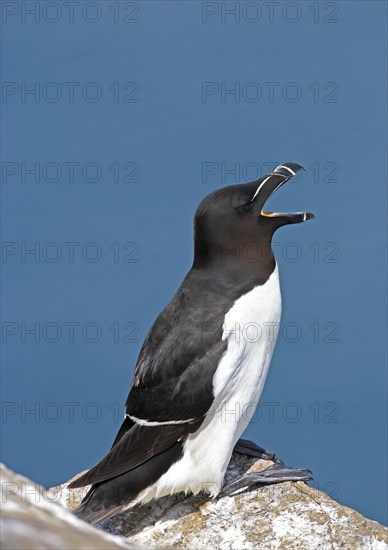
top-left (274, 164), bottom-right (296, 176)
top-left (251, 176), bottom-right (271, 201)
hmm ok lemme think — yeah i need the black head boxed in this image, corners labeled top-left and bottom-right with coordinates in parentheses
top-left (193, 163), bottom-right (315, 276)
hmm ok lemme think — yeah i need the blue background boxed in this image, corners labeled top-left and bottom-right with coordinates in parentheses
top-left (1, 0), bottom-right (387, 525)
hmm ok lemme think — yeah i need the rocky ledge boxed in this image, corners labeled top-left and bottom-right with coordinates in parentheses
top-left (1, 453), bottom-right (387, 550)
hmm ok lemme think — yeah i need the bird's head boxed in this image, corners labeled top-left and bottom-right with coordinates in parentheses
top-left (193, 163), bottom-right (315, 274)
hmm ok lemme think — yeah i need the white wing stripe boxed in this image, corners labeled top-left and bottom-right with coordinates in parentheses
top-left (126, 414), bottom-right (194, 426)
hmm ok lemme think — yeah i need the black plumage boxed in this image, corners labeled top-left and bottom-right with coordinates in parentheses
top-left (69, 163), bottom-right (313, 524)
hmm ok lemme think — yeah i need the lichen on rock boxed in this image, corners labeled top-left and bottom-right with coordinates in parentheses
top-left (2, 453), bottom-right (387, 550)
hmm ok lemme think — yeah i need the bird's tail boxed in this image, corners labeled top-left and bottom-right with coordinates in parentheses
top-left (72, 439), bottom-right (184, 524)
top-left (73, 487), bottom-right (126, 525)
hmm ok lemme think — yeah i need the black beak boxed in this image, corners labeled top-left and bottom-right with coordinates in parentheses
top-left (262, 211), bottom-right (316, 223)
top-left (252, 162), bottom-right (315, 224)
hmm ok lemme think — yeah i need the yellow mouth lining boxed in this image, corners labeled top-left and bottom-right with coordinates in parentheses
top-left (261, 211), bottom-right (276, 217)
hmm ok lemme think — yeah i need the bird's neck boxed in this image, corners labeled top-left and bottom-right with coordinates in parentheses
top-left (193, 241), bottom-right (276, 286)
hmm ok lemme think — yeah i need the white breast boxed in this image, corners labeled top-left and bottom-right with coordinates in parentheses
top-left (214, 262), bottom-right (282, 415)
top-left (133, 265), bottom-right (282, 505)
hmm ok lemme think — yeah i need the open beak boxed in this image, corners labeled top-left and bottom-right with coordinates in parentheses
top-left (253, 162), bottom-right (315, 224)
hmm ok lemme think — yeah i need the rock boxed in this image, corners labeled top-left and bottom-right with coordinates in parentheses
top-left (2, 454), bottom-right (387, 550)
top-left (0, 464), bottom-right (136, 550)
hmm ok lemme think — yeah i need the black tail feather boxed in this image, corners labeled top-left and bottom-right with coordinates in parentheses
top-left (74, 489), bottom-right (125, 525)
top-left (73, 440), bottom-right (184, 524)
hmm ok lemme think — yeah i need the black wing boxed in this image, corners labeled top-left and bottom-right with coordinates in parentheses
top-left (68, 421), bottom-right (190, 488)
top-left (125, 268), bottom-right (234, 423)
top-left (126, 339), bottom-right (227, 422)
top-left (68, 344), bottom-right (223, 489)
top-left (70, 267), bottom-right (247, 489)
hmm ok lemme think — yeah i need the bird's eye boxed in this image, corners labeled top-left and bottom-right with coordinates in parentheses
top-left (236, 201), bottom-right (253, 212)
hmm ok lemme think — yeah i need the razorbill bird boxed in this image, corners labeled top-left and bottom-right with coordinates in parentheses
top-left (69, 162), bottom-right (315, 524)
